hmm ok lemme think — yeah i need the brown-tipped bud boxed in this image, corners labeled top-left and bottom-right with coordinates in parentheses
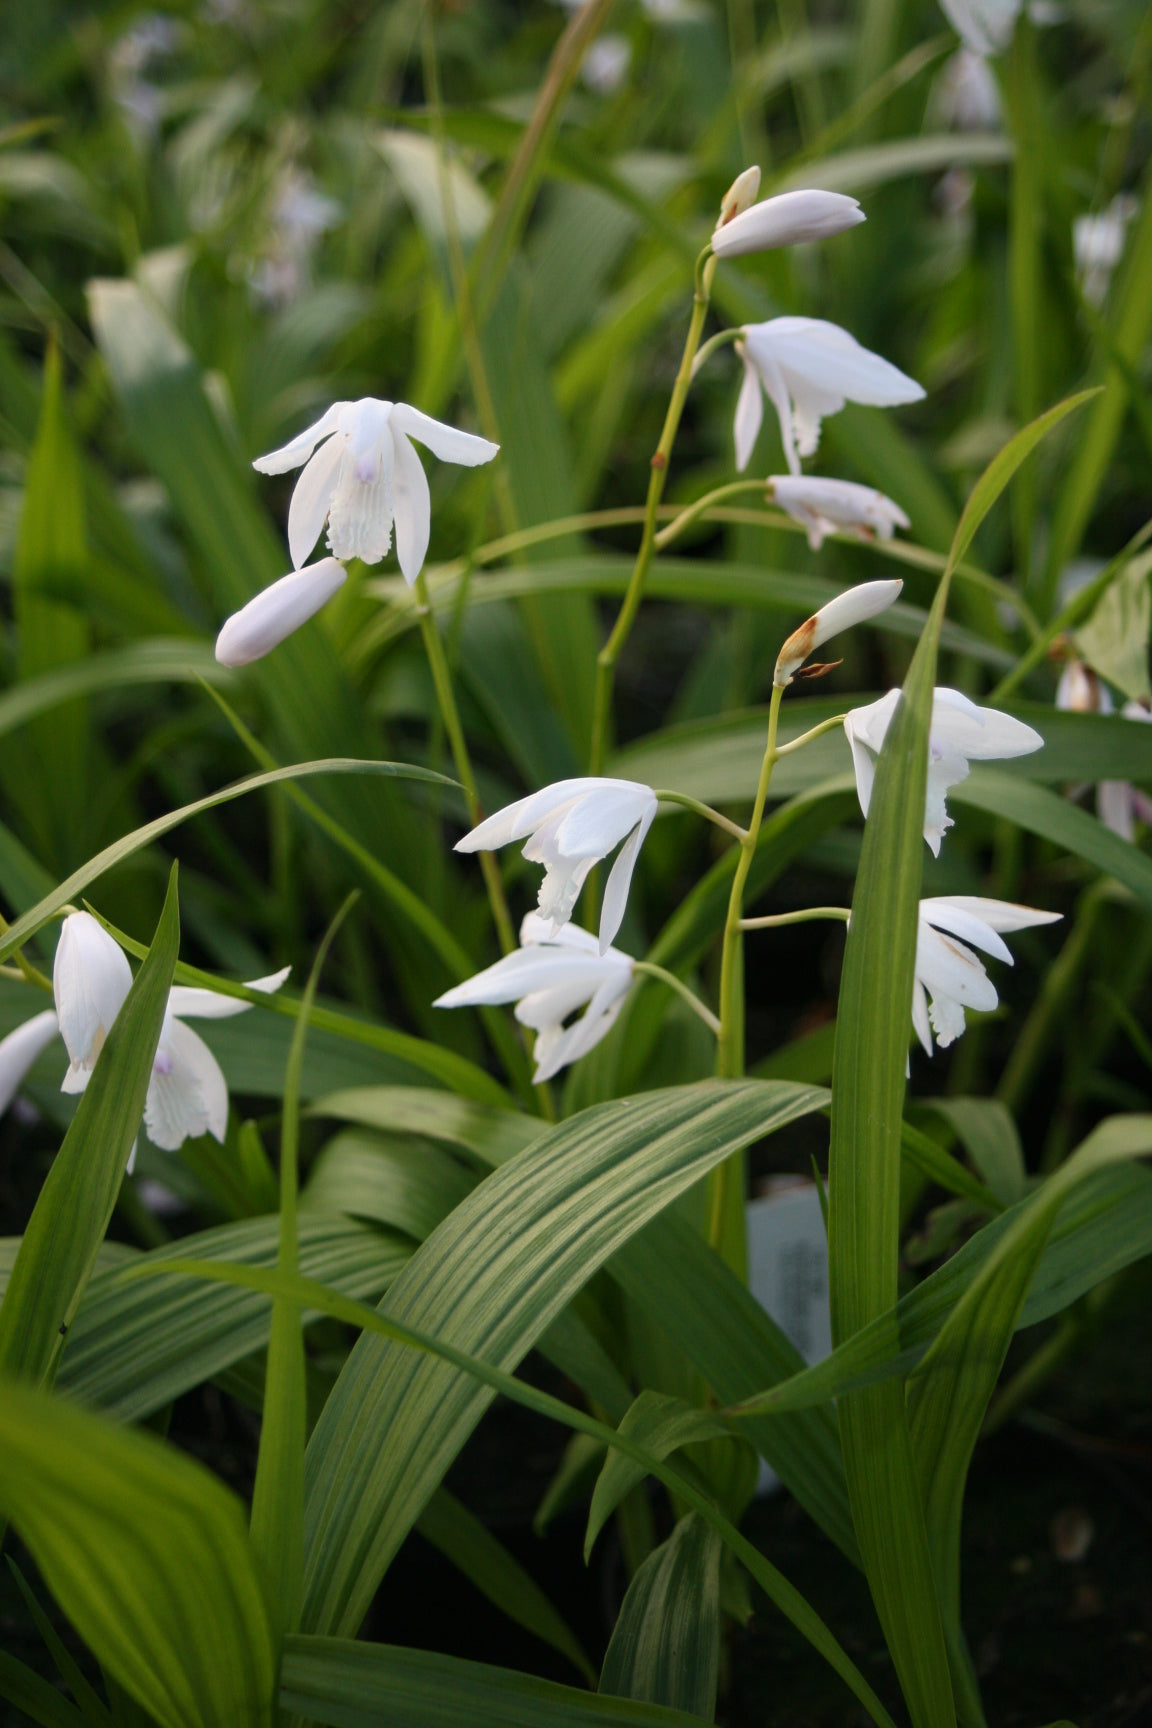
top-left (773, 579), bottom-right (903, 688)
top-left (718, 166), bottom-right (761, 227)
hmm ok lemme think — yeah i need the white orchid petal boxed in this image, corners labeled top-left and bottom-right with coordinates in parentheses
top-left (910, 978), bottom-right (934, 1056)
top-left (53, 913), bottom-right (133, 1070)
top-left (215, 559), bottom-right (347, 667)
top-left (144, 1018), bottom-right (228, 1151)
top-left (253, 403), bottom-right (346, 475)
top-left (926, 896), bottom-right (1062, 935)
top-left (389, 402), bottom-right (499, 467)
top-left (733, 348), bottom-right (764, 473)
top-left (712, 190), bottom-right (864, 258)
top-left (390, 428), bottom-right (432, 586)
top-left (598, 804), bottom-right (655, 953)
top-left (287, 433), bottom-right (344, 570)
top-left (167, 967), bottom-right (291, 1021)
top-left (553, 783), bottom-right (656, 860)
top-left (751, 343), bottom-right (800, 476)
top-left (916, 923), bottom-right (999, 1011)
top-left (1097, 780), bottom-right (1135, 840)
top-left (921, 900), bottom-right (1015, 964)
top-left (0, 1011), bottom-right (60, 1116)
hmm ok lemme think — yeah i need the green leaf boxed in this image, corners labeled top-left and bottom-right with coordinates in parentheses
top-left (417, 1487), bottom-right (595, 1685)
top-left (827, 569), bottom-right (955, 1728)
top-left (311, 1085), bottom-right (543, 1168)
top-left (921, 1100), bottom-right (1026, 1207)
top-left (0, 1378), bottom-right (275, 1728)
top-left (0, 865), bottom-right (179, 1386)
top-left (0, 641), bottom-right (221, 743)
top-left (54, 1215), bottom-right (410, 1423)
top-left (6, 1559), bottom-right (112, 1728)
top-left (0, 1651), bottom-right (88, 1728)
top-left (1074, 552), bottom-right (1152, 703)
top-left (251, 896), bottom-right (354, 1641)
top-left (299, 1080), bottom-right (825, 1639)
top-left (280, 1635), bottom-right (708, 1728)
top-left (600, 1515), bottom-right (722, 1721)
top-left (303, 1130), bottom-right (477, 1240)
top-left (585, 1393), bottom-right (729, 1562)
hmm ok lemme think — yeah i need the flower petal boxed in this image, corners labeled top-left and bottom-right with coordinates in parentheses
top-left (553, 783), bottom-right (657, 861)
top-left (215, 559), bottom-right (347, 667)
top-left (390, 427), bottom-right (432, 586)
top-left (916, 922), bottom-right (999, 1012)
top-left (253, 403), bottom-right (346, 475)
top-left (53, 912), bottom-right (133, 1070)
top-left (733, 347), bottom-right (764, 473)
top-left (598, 802), bottom-right (656, 952)
top-left (0, 1011), bottom-right (59, 1116)
top-left (167, 967), bottom-right (291, 1021)
top-left (712, 190), bottom-right (864, 258)
top-left (287, 433), bottom-right (344, 570)
top-left (389, 402), bottom-right (499, 468)
top-left (924, 895), bottom-right (1061, 935)
top-left (774, 578), bottom-right (903, 686)
top-left (144, 1018), bottom-right (228, 1151)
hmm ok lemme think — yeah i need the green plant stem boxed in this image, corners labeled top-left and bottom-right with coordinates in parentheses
top-left (0, 914), bottom-right (52, 992)
top-left (652, 788), bottom-right (747, 841)
top-left (588, 257), bottom-right (717, 774)
top-left (739, 906), bottom-right (850, 931)
top-left (706, 682), bottom-right (785, 1266)
top-left (689, 324), bottom-right (744, 380)
top-left (653, 479), bottom-right (770, 551)
top-left (415, 571), bottom-right (515, 957)
top-left (632, 960), bottom-right (722, 1036)
top-left (774, 713), bottom-right (850, 756)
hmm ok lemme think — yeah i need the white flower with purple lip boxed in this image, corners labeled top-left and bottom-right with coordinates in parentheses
top-left (435, 915), bottom-right (633, 1083)
top-left (455, 778), bottom-right (658, 954)
top-left (734, 318), bottom-right (924, 477)
top-left (844, 687), bottom-right (1043, 856)
top-left (912, 896), bottom-right (1060, 1053)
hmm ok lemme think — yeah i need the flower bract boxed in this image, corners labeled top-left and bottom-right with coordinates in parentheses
top-left (770, 475), bottom-right (910, 552)
top-left (455, 778), bottom-right (657, 953)
top-left (774, 578), bottom-right (903, 688)
top-left (912, 895), bottom-right (1060, 1053)
top-left (254, 397), bottom-right (499, 583)
top-left (434, 915), bottom-right (634, 1083)
top-left (844, 687), bottom-right (1043, 855)
top-left (734, 318), bottom-right (924, 476)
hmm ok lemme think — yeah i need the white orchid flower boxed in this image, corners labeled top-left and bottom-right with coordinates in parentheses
top-left (938, 0), bottom-right (1021, 56)
top-left (1056, 660), bottom-right (1152, 839)
top-left (1074, 196), bottom-right (1137, 308)
top-left (456, 778), bottom-right (658, 954)
top-left (712, 189), bottom-right (864, 259)
top-left (733, 318), bottom-right (925, 477)
top-left (844, 687), bottom-right (1043, 856)
top-left (0, 1010), bottom-right (60, 1116)
top-left (933, 48), bottom-right (1002, 130)
top-left (44, 912), bottom-right (290, 1159)
top-left (912, 896), bottom-right (1060, 1053)
top-left (774, 578), bottom-right (903, 688)
top-left (770, 476), bottom-right (910, 552)
top-left (435, 915), bottom-right (634, 1083)
top-left (253, 397), bottom-right (499, 582)
top-left (215, 557), bottom-right (347, 667)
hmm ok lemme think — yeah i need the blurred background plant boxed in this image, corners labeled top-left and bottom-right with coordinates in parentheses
top-left (0, 0), bottom-right (1149, 1722)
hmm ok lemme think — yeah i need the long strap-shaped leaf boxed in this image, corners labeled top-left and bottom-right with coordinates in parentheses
top-left (0, 864), bottom-right (179, 1385)
top-left (296, 1080), bottom-right (825, 1638)
top-left (599, 1514), bottom-right (722, 1720)
top-left (0, 1377), bottom-right (275, 1728)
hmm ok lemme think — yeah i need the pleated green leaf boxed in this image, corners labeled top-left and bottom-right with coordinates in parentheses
top-left (300, 1080), bottom-right (826, 1638)
top-left (585, 1394), bottom-right (729, 1562)
top-left (0, 1378), bottom-right (275, 1728)
top-left (0, 865), bottom-right (179, 1386)
top-left (417, 1487), bottom-right (594, 1684)
top-left (303, 1131), bottom-right (478, 1239)
top-left (599, 1515), bottom-right (722, 1721)
top-left (280, 1636), bottom-right (708, 1728)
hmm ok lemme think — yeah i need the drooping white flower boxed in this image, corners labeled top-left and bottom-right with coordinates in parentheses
top-left (47, 911), bottom-right (290, 1156)
top-left (0, 1010), bottom-right (60, 1116)
top-left (711, 190), bottom-right (865, 259)
top-left (1056, 660), bottom-right (1152, 839)
top-left (53, 912), bottom-right (134, 1094)
top-left (938, 0), bottom-right (1021, 56)
top-left (770, 476), bottom-right (910, 552)
top-left (253, 398), bottom-right (499, 583)
top-left (581, 34), bottom-right (632, 94)
top-left (455, 778), bottom-right (658, 953)
top-left (912, 895), bottom-right (1060, 1053)
top-left (1074, 195), bottom-right (1138, 308)
top-left (733, 318), bottom-right (925, 476)
top-left (143, 968), bottom-right (291, 1151)
top-left (932, 47), bottom-right (1002, 130)
top-left (215, 558), bottom-right (347, 667)
top-left (774, 578), bottom-right (903, 688)
top-left (844, 687), bottom-right (1043, 856)
top-left (434, 915), bottom-right (634, 1083)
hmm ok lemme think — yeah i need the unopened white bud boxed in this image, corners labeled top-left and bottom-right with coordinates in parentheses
top-left (718, 166), bottom-right (761, 227)
top-left (215, 557), bottom-right (347, 667)
top-left (712, 189), bottom-right (865, 259)
top-left (774, 578), bottom-right (903, 688)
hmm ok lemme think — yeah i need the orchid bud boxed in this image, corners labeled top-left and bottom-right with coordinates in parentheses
top-left (717, 166), bottom-right (761, 227)
top-left (774, 579), bottom-right (903, 688)
top-left (711, 189), bottom-right (865, 259)
top-left (215, 557), bottom-right (347, 667)
top-left (53, 912), bottom-right (133, 1089)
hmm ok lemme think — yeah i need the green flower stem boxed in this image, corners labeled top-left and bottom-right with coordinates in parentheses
top-left (652, 788), bottom-right (747, 842)
top-left (739, 906), bottom-right (850, 931)
top-left (0, 915), bottom-right (51, 993)
top-left (706, 681), bottom-right (785, 1267)
top-left (773, 713), bottom-right (850, 756)
top-left (689, 324), bottom-right (744, 380)
top-left (415, 571), bottom-right (516, 958)
top-left (632, 960), bottom-right (722, 1037)
top-left (588, 256), bottom-right (718, 774)
top-left (652, 479), bottom-right (771, 552)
